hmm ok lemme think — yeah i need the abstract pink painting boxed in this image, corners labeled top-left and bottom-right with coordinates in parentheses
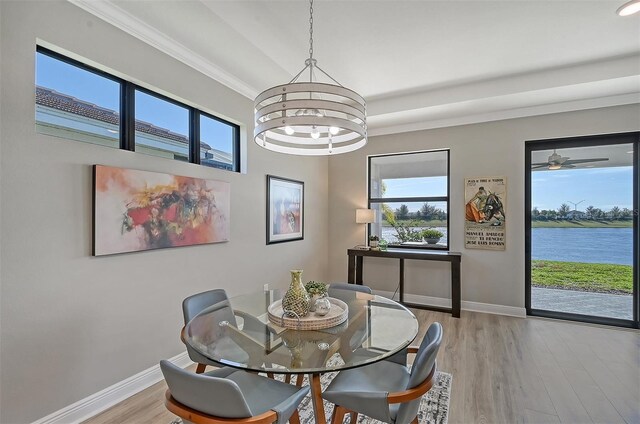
top-left (93, 165), bottom-right (230, 256)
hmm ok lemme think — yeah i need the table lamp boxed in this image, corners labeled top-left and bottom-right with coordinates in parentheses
top-left (355, 208), bottom-right (375, 248)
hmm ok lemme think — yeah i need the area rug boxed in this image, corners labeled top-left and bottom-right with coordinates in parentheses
top-left (169, 367), bottom-right (451, 424)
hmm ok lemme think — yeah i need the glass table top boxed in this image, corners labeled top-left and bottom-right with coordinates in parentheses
top-left (184, 289), bottom-right (419, 374)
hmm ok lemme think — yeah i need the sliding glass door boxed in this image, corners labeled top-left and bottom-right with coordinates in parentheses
top-left (526, 132), bottom-right (639, 328)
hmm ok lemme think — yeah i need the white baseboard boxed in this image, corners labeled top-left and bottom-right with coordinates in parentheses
top-left (32, 351), bottom-right (193, 424)
top-left (373, 290), bottom-right (526, 318)
top-left (461, 300), bottom-right (526, 318)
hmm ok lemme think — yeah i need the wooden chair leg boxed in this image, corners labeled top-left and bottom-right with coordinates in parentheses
top-left (331, 405), bottom-right (347, 424)
top-left (284, 374), bottom-right (292, 384)
top-left (267, 372), bottom-right (275, 379)
top-left (289, 409), bottom-right (301, 424)
top-left (195, 363), bottom-right (207, 374)
top-left (295, 374), bottom-right (304, 386)
top-left (411, 417), bottom-right (418, 424)
top-left (349, 412), bottom-right (358, 423)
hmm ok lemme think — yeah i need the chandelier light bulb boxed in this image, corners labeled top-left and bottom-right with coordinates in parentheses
top-left (310, 126), bottom-right (320, 139)
top-left (617, 0), bottom-right (640, 15)
top-left (329, 126), bottom-right (340, 135)
top-left (284, 126), bottom-right (295, 135)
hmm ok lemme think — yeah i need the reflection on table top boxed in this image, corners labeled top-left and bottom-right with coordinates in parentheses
top-left (184, 289), bottom-right (419, 374)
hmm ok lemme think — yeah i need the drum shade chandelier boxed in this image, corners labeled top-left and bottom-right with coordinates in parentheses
top-left (617, 0), bottom-right (640, 15)
top-left (254, 0), bottom-right (367, 155)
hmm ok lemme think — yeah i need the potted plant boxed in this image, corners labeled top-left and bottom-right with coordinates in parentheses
top-left (421, 228), bottom-right (444, 244)
top-left (305, 281), bottom-right (328, 312)
top-left (369, 235), bottom-right (380, 249)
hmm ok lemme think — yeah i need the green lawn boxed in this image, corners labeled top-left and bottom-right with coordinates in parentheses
top-left (532, 220), bottom-right (632, 228)
top-left (531, 260), bottom-right (632, 294)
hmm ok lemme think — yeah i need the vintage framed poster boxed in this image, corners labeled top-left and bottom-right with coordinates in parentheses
top-left (464, 176), bottom-right (506, 250)
top-left (93, 165), bottom-right (230, 256)
top-left (266, 175), bottom-right (304, 244)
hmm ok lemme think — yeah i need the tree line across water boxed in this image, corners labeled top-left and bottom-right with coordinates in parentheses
top-left (532, 203), bottom-right (634, 221)
top-left (387, 203), bottom-right (447, 221)
top-left (386, 202), bottom-right (633, 222)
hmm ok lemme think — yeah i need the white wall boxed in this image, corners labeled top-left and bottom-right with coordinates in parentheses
top-left (0, 1), bottom-right (328, 423)
top-left (327, 105), bottom-right (640, 308)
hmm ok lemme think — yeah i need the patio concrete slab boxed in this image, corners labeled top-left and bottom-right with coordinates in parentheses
top-left (532, 287), bottom-right (633, 320)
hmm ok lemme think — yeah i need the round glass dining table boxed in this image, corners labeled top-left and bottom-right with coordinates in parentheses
top-left (183, 288), bottom-right (419, 424)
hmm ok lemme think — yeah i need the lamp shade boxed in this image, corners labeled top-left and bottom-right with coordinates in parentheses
top-left (356, 209), bottom-right (375, 224)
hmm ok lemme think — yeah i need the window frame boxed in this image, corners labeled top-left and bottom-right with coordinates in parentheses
top-left (198, 110), bottom-right (241, 172)
top-left (132, 86), bottom-right (191, 162)
top-left (367, 149), bottom-right (451, 250)
top-left (525, 132), bottom-right (640, 329)
top-left (36, 46), bottom-right (240, 173)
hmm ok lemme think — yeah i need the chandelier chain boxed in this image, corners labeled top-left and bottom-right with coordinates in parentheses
top-left (309, 0), bottom-right (314, 60)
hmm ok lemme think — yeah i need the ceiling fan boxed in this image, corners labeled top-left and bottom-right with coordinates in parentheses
top-left (531, 150), bottom-right (609, 170)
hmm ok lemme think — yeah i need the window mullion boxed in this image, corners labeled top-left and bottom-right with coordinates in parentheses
top-left (190, 110), bottom-right (200, 164)
top-left (121, 82), bottom-right (135, 151)
top-left (233, 126), bottom-right (240, 172)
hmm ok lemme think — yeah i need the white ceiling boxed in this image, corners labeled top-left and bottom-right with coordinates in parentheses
top-left (70, 0), bottom-right (640, 135)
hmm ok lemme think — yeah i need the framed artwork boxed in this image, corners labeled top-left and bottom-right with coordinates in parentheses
top-left (266, 175), bottom-right (304, 244)
top-left (464, 176), bottom-right (507, 250)
top-left (93, 165), bottom-right (230, 256)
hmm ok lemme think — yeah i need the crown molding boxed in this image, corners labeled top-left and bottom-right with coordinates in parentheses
top-left (368, 93), bottom-right (640, 137)
top-left (67, 0), bottom-right (259, 99)
top-left (366, 57), bottom-right (640, 135)
top-left (367, 54), bottom-right (640, 116)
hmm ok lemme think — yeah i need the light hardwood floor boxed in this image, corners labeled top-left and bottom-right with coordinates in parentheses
top-left (83, 310), bottom-right (640, 424)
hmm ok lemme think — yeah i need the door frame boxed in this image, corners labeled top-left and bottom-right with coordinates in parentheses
top-left (525, 132), bottom-right (639, 329)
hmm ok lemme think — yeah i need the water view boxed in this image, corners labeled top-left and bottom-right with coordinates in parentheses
top-left (532, 227), bottom-right (633, 265)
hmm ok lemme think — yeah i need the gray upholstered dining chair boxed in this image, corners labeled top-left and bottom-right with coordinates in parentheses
top-left (161, 360), bottom-right (309, 424)
top-left (322, 322), bottom-right (443, 424)
top-left (328, 282), bottom-right (372, 297)
top-left (181, 289), bottom-right (269, 374)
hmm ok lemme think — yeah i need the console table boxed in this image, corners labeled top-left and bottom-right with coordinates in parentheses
top-left (347, 248), bottom-right (462, 317)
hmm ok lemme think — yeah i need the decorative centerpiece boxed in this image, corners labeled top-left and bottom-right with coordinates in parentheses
top-left (305, 281), bottom-right (328, 312)
top-left (369, 235), bottom-right (380, 250)
top-left (268, 297), bottom-right (348, 330)
top-left (282, 270), bottom-right (311, 317)
top-left (269, 271), bottom-right (347, 330)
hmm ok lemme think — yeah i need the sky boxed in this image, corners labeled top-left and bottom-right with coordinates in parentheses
top-left (379, 177), bottom-right (447, 212)
top-left (379, 166), bottom-right (633, 213)
top-left (531, 167), bottom-right (633, 211)
top-left (36, 52), bottom-right (233, 153)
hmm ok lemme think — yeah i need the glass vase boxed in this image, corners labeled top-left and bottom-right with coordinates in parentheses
top-left (282, 270), bottom-right (310, 317)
